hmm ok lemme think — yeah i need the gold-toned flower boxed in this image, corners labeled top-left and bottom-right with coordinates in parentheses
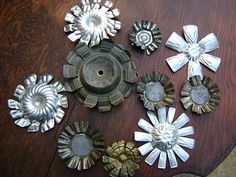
top-left (103, 140), bottom-right (141, 177)
top-left (137, 71), bottom-right (175, 111)
top-left (181, 75), bottom-right (220, 114)
top-left (57, 121), bottom-right (105, 171)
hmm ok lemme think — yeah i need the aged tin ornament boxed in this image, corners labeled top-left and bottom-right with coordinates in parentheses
top-left (134, 107), bottom-right (195, 168)
top-left (165, 25), bottom-right (221, 79)
top-left (181, 75), bottom-right (220, 114)
top-left (8, 74), bottom-right (68, 133)
top-left (129, 20), bottom-right (162, 55)
top-left (137, 71), bottom-right (175, 111)
top-left (57, 121), bottom-right (105, 171)
top-left (103, 140), bottom-right (141, 177)
top-left (64, 0), bottom-right (121, 47)
top-left (64, 40), bottom-right (138, 112)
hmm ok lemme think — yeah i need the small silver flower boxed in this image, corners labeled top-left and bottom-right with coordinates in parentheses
top-left (165, 25), bottom-right (221, 79)
top-left (134, 107), bottom-right (195, 169)
top-left (8, 74), bottom-right (68, 133)
top-left (64, 0), bottom-right (121, 47)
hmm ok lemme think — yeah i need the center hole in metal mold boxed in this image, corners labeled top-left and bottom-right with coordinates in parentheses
top-left (97, 69), bottom-right (104, 76)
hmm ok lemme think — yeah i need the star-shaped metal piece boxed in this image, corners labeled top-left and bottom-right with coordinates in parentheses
top-left (165, 25), bottom-right (221, 80)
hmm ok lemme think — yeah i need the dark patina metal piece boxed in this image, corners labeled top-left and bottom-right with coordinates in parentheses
top-left (137, 71), bottom-right (175, 111)
top-left (64, 40), bottom-right (138, 112)
top-left (57, 121), bottom-right (105, 171)
top-left (103, 140), bottom-right (141, 177)
top-left (129, 20), bottom-right (162, 55)
top-left (181, 75), bottom-right (220, 114)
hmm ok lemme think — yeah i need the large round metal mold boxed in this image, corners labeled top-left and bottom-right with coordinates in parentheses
top-left (64, 0), bottom-right (121, 47)
top-left (63, 40), bottom-right (138, 112)
top-left (181, 75), bottom-right (220, 114)
top-left (129, 20), bottom-right (162, 55)
top-left (137, 72), bottom-right (175, 111)
top-left (8, 74), bottom-right (68, 133)
top-left (134, 107), bottom-right (195, 169)
top-left (103, 140), bottom-right (141, 177)
top-left (57, 121), bottom-right (105, 171)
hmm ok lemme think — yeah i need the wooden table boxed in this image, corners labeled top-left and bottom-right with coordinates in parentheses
top-left (0, 0), bottom-right (235, 177)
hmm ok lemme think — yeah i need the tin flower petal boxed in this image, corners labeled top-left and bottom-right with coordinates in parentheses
top-left (64, 0), bottom-right (121, 46)
top-left (167, 149), bottom-right (178, 168)
top-left (8, 74), bottom-right (68, 133)
top-left (172, 145), bottom-right (190, 162)
top-left (64, 41), bottom-right (137, 112)
top-left (138, 119), bottom-right (154, 133)
top-left (134, 107), bottom-right (195, 168)
top-left (173, 113), bottom-right (189, 129)
top-left (147, 111), bottom-right (159, 127)
top-left (134, 132), bottom-right (153, 142)
top-left (188, 60), bottom-right (203, 80)
top-left (198, 33), bottom-right (219, 53)
top-left (165, 32), bottom-right (188, 52)
top-left (200, 54), bottom-right (221, 72)
top-left (177, 137), bottom-right (195, 149)
top-left (166, 53), bottom-right (189, 72)
top-left (145, 148), bottom-right (161, 166)
top-left (138, 142), bottom-right (154, 156)
top-left (183, 25), bottom-right (198, 43)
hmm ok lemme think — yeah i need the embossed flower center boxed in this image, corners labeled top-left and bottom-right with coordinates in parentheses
top-left (184, 43), bottom-right (203, 60)
top-left (80, 11), bottom-right (103, 32)
top-left (32, 95), bottom-right (46, 108)
top-left (151, 124), bottom-right (178, 151)
top-left (144, 82), bottom-right (165, 102)
top-left (136, 30), bottom-right (153, 46)
top-left (190, 85), bottom-right (210, 105)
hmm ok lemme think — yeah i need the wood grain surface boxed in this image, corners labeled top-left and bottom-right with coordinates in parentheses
top-left (0, 0), bottom-right (236, 177)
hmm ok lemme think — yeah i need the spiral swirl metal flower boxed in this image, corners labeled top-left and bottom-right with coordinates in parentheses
top-left (64, 0), bottom-right (121, 47)
top-left (8, 74), bottom-right (68, 133)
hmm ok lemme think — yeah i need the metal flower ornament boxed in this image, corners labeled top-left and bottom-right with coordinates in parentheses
top-left (64, 0), bottom-right (121, 47)
top-left (8, 74), bottom-right (68, 133)
top-left (165, 25), bottom-right (221, 80)
top-left (134, 107), bottom-right (195, 169)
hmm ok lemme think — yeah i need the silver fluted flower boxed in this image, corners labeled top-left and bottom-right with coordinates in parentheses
top-left (64, 0), bottom-right (121, 47)
top-left (165, 25), bottom-right (221, 80)
top-left (134, 107), bottom-right (195, 169)
top-left (8, 74), bottom-right (68, 133)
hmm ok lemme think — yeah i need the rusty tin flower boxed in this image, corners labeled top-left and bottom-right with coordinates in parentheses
top-left (103, 140), bottom-right (141, 177)
top-left (63, 40), bottom-right (138, 112)
top-left (8, 74), bottom-right (68, 133)
top-left (129, 20), bottom-right (162, 55)
top-left (134, 107), bottom-right (195, 169)
top-left (181, 75), bottom-right (220, 114)
top-left (57, 121), bottom-right (105, 171)
top-left (64, 0), bottom-right (121, 47)
top-left (137, 72), bottom-right (175, 111)
top-left (165, 25), bottom-right (221, 79)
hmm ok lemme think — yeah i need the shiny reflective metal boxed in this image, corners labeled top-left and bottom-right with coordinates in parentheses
top-left (8, 74), bottom-right (68, 133)
top-left (64, 40), bottom-right (138, 112)
top-left (57, 121), bottom-right (105, 171)
top-left (165, 25), bottom-right (221, 80)
top-left (103, 140), bottom-right (141, 177)
top-left (181, 75), bottom-right (220, 114)
top-left (64, 0), bottom-right (121, 47)
top-left (134, 107), bottom-right (195, 168)
top-left (137, 72), bottom-right (175, 111)
top-left (129, 20), bottom-right (162, 55)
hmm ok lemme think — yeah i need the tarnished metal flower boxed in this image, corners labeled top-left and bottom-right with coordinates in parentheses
top-left (134, 107), bottom-right (195, 169)
top-left (165, 25), bottom-right (221, 79)
top-left (103, 140), bottom-right (141, 177)
top-left (129, 20), bottom-right (162, 55)
top-left (63, 40), bottom-right (138, 112)
top-left (64, 0), bottom-right (121, 47)
top-left (181, 75), bottom-right (220, 114)
top-left (137, 72), bottom-right (175, 111)
top-left (8, 74), bottom-right (68, 133)
top-left (57, 121), bottom-right (105, 171)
